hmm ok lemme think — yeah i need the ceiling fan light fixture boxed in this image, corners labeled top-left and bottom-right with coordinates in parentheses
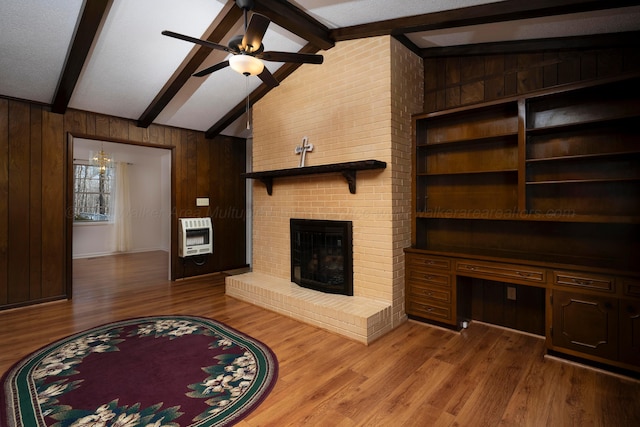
top-left (229, 54), bottom-right (264, 76)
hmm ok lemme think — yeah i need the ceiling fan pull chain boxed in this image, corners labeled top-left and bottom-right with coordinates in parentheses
top-left (246, 77), bottom-right (251, 130)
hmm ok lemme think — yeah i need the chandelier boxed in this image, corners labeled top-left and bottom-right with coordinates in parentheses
top-left (90, 145), bottom-right (113, 173)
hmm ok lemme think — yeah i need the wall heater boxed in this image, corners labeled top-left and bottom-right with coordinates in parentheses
top-left (178, 217), bottom-right (213, 258)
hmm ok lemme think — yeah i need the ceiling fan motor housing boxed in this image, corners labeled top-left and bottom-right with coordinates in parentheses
top-left (229, 34), bottom-right (263, 55)
top-left (236, 0), bottom-right (255, 11)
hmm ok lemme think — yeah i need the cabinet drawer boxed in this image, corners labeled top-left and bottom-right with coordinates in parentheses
top-left (408, 300), bottom-right (452, 322)
top-left (407, 269), bottom-right (450, 288)
top-left (409, 283), bottom-right (452, 304)
top-left (622, 278), bottom-right (640, 298)
top-left (553, 271), bottom-right (615, 293)
top-left (407, 254), bottom-right (451, 271)
top-left (456, 260), bottom-right (545, 284)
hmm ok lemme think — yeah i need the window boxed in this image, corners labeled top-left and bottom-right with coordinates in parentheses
top-left (73, 163), bottom-right (113, 222)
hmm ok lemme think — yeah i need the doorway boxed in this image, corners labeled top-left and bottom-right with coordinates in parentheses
top-left (69, 137), bottom-right (173, 288)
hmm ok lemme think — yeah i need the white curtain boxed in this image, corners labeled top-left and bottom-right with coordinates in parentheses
top-left (113, 162), bottom-right (132, 252)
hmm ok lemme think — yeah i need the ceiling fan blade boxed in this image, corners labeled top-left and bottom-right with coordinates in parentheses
top-left (162, 30), bottom-right (232, 53)
top-left (257, 67), bottom-right (279, 88)
top-left (193, 60), bottom-right (230, 77)
top-left (242, 13), bottom-right (270, 53)
top-left (260, 51), bottom-right (324, 65)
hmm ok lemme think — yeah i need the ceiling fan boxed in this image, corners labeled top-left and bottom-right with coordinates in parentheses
top-left (162, 0), bottom-right (324, 88)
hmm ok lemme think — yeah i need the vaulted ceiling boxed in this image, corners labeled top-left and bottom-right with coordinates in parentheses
top-left (2, 0), bottom-right (639, 138)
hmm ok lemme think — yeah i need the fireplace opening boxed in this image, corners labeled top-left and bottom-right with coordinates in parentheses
top-left (290, 219), bottom-right (353, 296)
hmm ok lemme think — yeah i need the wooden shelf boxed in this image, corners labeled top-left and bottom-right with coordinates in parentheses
top-left (416, 211), bottom-right (640, 224)
top-left (526, 177), bottom-right (640, 185)
top-left (526, 150), bottom-right (640, 163)
top-left (420, 169), bottom-right (518, 177)
top-left (525, 114), bottom-right (640, 136)
top-left (417, 132), bottom-right (518, 148)
top-left (242, 160), bottom-right (386, 195)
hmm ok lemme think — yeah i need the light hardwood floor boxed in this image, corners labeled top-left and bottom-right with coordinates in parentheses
top-left (1, 251), bottom-right (639, 426)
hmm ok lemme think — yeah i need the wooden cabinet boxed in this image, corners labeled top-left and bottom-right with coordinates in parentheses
top-left (620, 298), bottom-right (640, 366)
top-left (407, 74), bottom-right (640, 374)
top-left (551, 290), bottom-right (619, 361)
top-left (620, 278), bottom-right (640, 366)
top-left (405, 253), bottom-right (456, 325)
top-left (551, 278), bottom-right (640, 368)
top-left (404, 247), bottom-right (640, 372)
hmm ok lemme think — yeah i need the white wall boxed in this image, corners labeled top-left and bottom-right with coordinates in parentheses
top-left (72, 139), bottom-right (171, 258)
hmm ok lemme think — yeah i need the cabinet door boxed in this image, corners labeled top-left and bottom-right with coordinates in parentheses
top-left (552, 290), bottom-right (618, 360)
top-left (620, 299), bottom-right (640, 366)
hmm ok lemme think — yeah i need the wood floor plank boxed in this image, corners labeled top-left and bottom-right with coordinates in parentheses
top-left (452, 333), bottom-right (543, 426)
top-left (499, 352), bottom-right (565, 426)
top-left (424, 325), bottom-right (506, 416)
top-left (361, 357), bottom-right (456, 426)
top-left (1, 251), bottom-right (639, 426)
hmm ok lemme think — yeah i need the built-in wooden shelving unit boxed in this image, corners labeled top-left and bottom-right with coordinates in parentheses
top-left (406, 73), bottom-right (640, 374)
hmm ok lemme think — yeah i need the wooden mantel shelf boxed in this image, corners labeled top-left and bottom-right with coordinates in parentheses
top-left (242, 160), bottom-right (387, 195)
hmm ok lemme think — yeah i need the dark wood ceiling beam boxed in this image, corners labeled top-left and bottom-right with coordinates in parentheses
top-left (205, 43), bottom-right (321, 138)
top-left (51, 0), bottom-right (110, 114)
top-left (136, 1), bottom-right (243, 128)
top-left (330, 0), bottom-right (640, 42)
top-left (420, 30), bottom-right (640, 58)
top-left (392, 34), bottom-right (422, 56)
top-left (252, 0), bottom-right (334, 50)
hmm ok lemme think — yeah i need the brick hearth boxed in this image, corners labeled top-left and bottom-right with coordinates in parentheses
top-left (226, 272), bottom-right (393, 344)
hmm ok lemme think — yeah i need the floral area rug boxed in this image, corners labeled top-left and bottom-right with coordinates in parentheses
top-left (1, 315), bottom-right (278, 426)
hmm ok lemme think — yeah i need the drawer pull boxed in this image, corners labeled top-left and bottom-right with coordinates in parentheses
top-left (424, 274), bottom-right (435, 280)
top-left (423, 291), bottom-right (433, 296)
top-left (517, 271), bottom-right (531, 277)
top-left (465, 265), bottom-right (478, 271)
top-left (572, 278), bottom-right (593, 286)
top-left (418, 304), bottom-right (433, 312)
top-left (426, 260), bottom-right (435, 265)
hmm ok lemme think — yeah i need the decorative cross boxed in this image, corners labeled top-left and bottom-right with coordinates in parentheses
top-left (294, 136), bottom-right (314, 167)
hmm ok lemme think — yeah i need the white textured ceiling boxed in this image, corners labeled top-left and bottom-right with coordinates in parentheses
top-left (0, 0), bottom-right (84, 103)
top-left (294, 0), bottom-right (503, 27)
top-left (70, 0), bottom-right (226, 121)
top-left (1, 0), bottom-right (639, 137)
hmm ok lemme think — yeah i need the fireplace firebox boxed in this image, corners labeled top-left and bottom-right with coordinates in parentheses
top-left (290, 219), bottom-right (353, 296)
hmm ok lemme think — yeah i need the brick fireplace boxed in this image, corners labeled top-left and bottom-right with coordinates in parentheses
top-left (225, 36), bottom-right (424, 344)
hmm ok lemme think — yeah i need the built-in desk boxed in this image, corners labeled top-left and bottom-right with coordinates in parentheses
top-left (404, 247), bottom-right (640, 374)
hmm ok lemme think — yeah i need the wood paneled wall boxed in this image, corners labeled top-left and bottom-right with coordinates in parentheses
top-left (0, 101), bottom-right (246, 310)
top-left (423, 47), bottom-right (640, 112)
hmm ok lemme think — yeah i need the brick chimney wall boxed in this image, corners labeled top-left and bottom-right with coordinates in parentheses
top-left (250, 36), bottom-right (423, 328)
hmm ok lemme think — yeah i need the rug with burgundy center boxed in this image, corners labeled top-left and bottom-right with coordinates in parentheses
top-left (1, 315), bottom-right (278, 427)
